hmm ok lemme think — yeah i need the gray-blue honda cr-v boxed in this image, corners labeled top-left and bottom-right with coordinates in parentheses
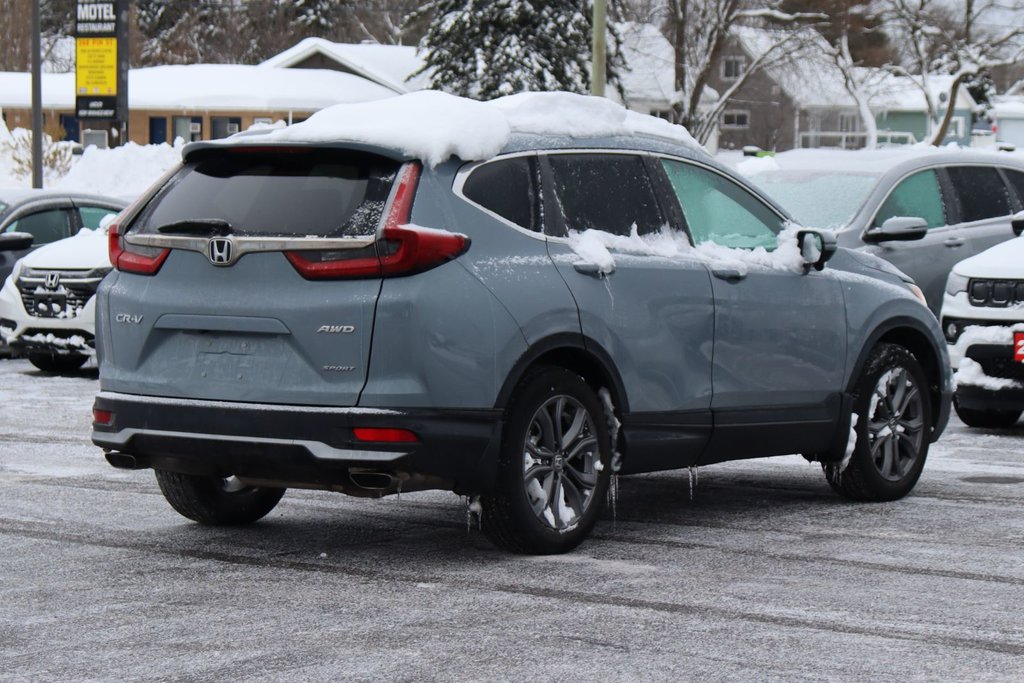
top-left (91, 92), bottom-right (952, 554)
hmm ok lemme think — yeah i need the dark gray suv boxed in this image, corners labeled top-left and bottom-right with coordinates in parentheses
top-left (91, 95), bottom-right (951, 554)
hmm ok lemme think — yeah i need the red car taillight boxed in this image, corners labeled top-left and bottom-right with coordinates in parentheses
top-left (285, 162), bottom-right (469, 280)
top-left (109, 223), bottom-right (170, 275)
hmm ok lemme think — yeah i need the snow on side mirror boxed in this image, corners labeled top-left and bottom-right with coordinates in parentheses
top-left (0, 231), bottom-right (34, 252)
top-left (798, 229), bottom-right (836, 271)
top-left (1012, 210), bottom-right (1024, 237)
top-left (865, 216), bottom-right (928, 243)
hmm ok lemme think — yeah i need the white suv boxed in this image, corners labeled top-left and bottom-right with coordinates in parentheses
top-left (0, 226), bottom-right (112, 372)
top-left (940, 214), bottom-right (1024, 428)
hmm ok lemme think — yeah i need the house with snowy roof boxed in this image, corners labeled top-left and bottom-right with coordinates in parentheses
top-left (0, 62), bottom-right (399, 147)
top-left (992, 95), bottom-right (1024, 148)
top-left (709, 27), bottom-right (976, 151)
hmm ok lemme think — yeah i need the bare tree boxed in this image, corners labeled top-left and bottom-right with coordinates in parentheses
top-left (880, 0), bottom-right (1024, 145)
top-left (642, 1), bottom-right (824, 144)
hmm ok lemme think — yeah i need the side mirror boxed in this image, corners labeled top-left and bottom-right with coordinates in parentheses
top-left (1012, 210), bottom-right (1024, 237)
top-left (0, 231), bottom-right (33, 252)
top-left (863, 216), bottom-right (928, 243)
top-left (798, 228), bottom-right (837, 271)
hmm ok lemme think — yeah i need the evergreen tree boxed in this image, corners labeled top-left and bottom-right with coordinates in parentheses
top-left (407, 0), bottom-right (624, 100)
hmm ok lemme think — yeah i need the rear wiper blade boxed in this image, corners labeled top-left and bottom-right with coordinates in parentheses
top-left (156, 219), bottom-right (233, 236)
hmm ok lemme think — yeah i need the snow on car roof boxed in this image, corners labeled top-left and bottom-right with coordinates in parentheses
top-left (197, 90), bottom-right (704, 167)
top-left (739, 146), bottom-right (1024, 177)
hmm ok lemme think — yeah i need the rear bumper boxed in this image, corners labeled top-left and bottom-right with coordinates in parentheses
top-left (955, 385), bottom-right (1024, 412)
top-left (91, 391), bottom-right (504, 495)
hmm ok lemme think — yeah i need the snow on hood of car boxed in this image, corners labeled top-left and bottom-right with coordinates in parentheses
top-left (21, 228), bottom-right (111, 270)
top-left (952, 235), bottom-right (1024, 280)
top-left (214, 90), bottom-right (702, 167)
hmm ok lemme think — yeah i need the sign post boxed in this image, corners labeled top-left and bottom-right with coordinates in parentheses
top-left (75, 0), bottom-right (128, 146)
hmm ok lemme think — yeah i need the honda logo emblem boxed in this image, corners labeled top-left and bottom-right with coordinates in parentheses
top-left (208, 238), bottom-right (233, 265)
top-left (44, 272), bottom-right (61, 290)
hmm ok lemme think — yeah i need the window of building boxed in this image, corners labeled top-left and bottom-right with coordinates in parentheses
top-left (721, 110), bottom-right (750, 129)
top-left (722, 56), bottom-right (745, 80)
top-left (173, 116), bottom-right (203, 143)
top-left (839, 113), bottom-right (860, 133)
top-left (211, 117), bottom-right (242, 140)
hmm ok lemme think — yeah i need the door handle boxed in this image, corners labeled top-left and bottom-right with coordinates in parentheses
top-left (944, 237), bottom-right (965, 248)
top-left (712, 267), bottom-right (746, 281)
top-left (573, 262), bottom-right (613, 277)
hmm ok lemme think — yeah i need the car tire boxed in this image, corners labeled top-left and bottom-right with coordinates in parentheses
top-left (953, 401), bottom-right (1021, 429)
top-left (482, 367), bottom-right (612, 554)
top-left (154, 469), bottom-right (285, 525)
top-left (28, 352), bottom-right (87, 373)
top-left (825, 343), bottom-right (932, 502)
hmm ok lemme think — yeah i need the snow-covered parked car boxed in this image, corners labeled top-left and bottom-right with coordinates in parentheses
top-left (0, 225), bottom-right (117, 372)
top-left (742, 148), bottom-right (1024, 314)
top-left (941, 218), bottom-right (1024, 428)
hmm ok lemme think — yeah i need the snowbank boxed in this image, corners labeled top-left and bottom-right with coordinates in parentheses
top-left (52, 140), bottom-right (183, 200)
top-left (232, 90), bottom-right (703, 167)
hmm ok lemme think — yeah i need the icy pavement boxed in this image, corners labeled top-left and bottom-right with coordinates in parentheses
top-left (1, 358), bottom-right (1023, 681)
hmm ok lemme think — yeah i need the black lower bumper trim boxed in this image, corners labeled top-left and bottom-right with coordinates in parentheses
top-left (955, 385), bottom-right (1024, 412)
top-left (91, 392), bottom-right (504, 494)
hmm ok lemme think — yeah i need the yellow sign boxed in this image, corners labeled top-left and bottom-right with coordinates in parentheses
top-left (75, 37), bottom-right (117, 96)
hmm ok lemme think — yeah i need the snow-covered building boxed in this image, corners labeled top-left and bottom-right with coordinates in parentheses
top-left (988, 96), bottom-right (1024, 148)
top-left (0, 50), bottom-right (407, 147)
top-left (258, 37), bottom-right (430, 93)
top-left (709, 27), bottom-right (975, 151)
top-left (613, 22), bottom-right (679, 116)
top-left (870, 73), bottom-right (976, 147)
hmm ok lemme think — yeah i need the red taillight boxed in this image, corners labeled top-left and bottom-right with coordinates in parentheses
top-left (285, 162), bottom-right (469, 280)
top-left (92, 408), bottom-right (113, 426)
top-left (353, 428), bottom-right (419, 443)
top-left (109, 223), bottom-right (169, 275)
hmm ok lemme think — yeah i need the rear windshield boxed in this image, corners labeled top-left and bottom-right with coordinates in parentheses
top-left (130, 149), bottom-right (401, 238)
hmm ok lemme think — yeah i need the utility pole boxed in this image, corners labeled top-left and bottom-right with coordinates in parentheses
top-left (31, 0), bottom-right (43, 188)
top-left (591, 0), bottom-right (607, 97)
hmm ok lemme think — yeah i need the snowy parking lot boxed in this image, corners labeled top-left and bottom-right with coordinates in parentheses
top-left (1, 357), bottom-right (1023, 680)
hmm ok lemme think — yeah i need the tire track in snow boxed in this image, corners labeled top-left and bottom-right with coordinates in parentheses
top-left (2, 517), bottom-right (1023, 658)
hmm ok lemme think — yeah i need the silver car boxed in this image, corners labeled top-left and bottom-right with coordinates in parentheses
top-left (91, 114), bottom-right (952, 554)
top-left (746, 149), bottom-right (1024, 314)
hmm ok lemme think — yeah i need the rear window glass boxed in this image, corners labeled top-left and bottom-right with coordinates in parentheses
top-left (947, 166), bottom-right (1011, 223)
top-left (131, 149), bottom-right (400, 238)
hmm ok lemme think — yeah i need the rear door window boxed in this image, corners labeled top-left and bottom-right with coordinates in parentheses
top-left (874, 170), bottom-right (945, 229)
top-left (547, 154), bottom-right (663, 236)
top-left (462, 156), bottom-right (540, 232)
top-left (946, 166), bottom-right (1011, 223)
top-left (662, 159), bottom-right (784, 249)
top-left (132, 149), bottom-right (401, 238)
